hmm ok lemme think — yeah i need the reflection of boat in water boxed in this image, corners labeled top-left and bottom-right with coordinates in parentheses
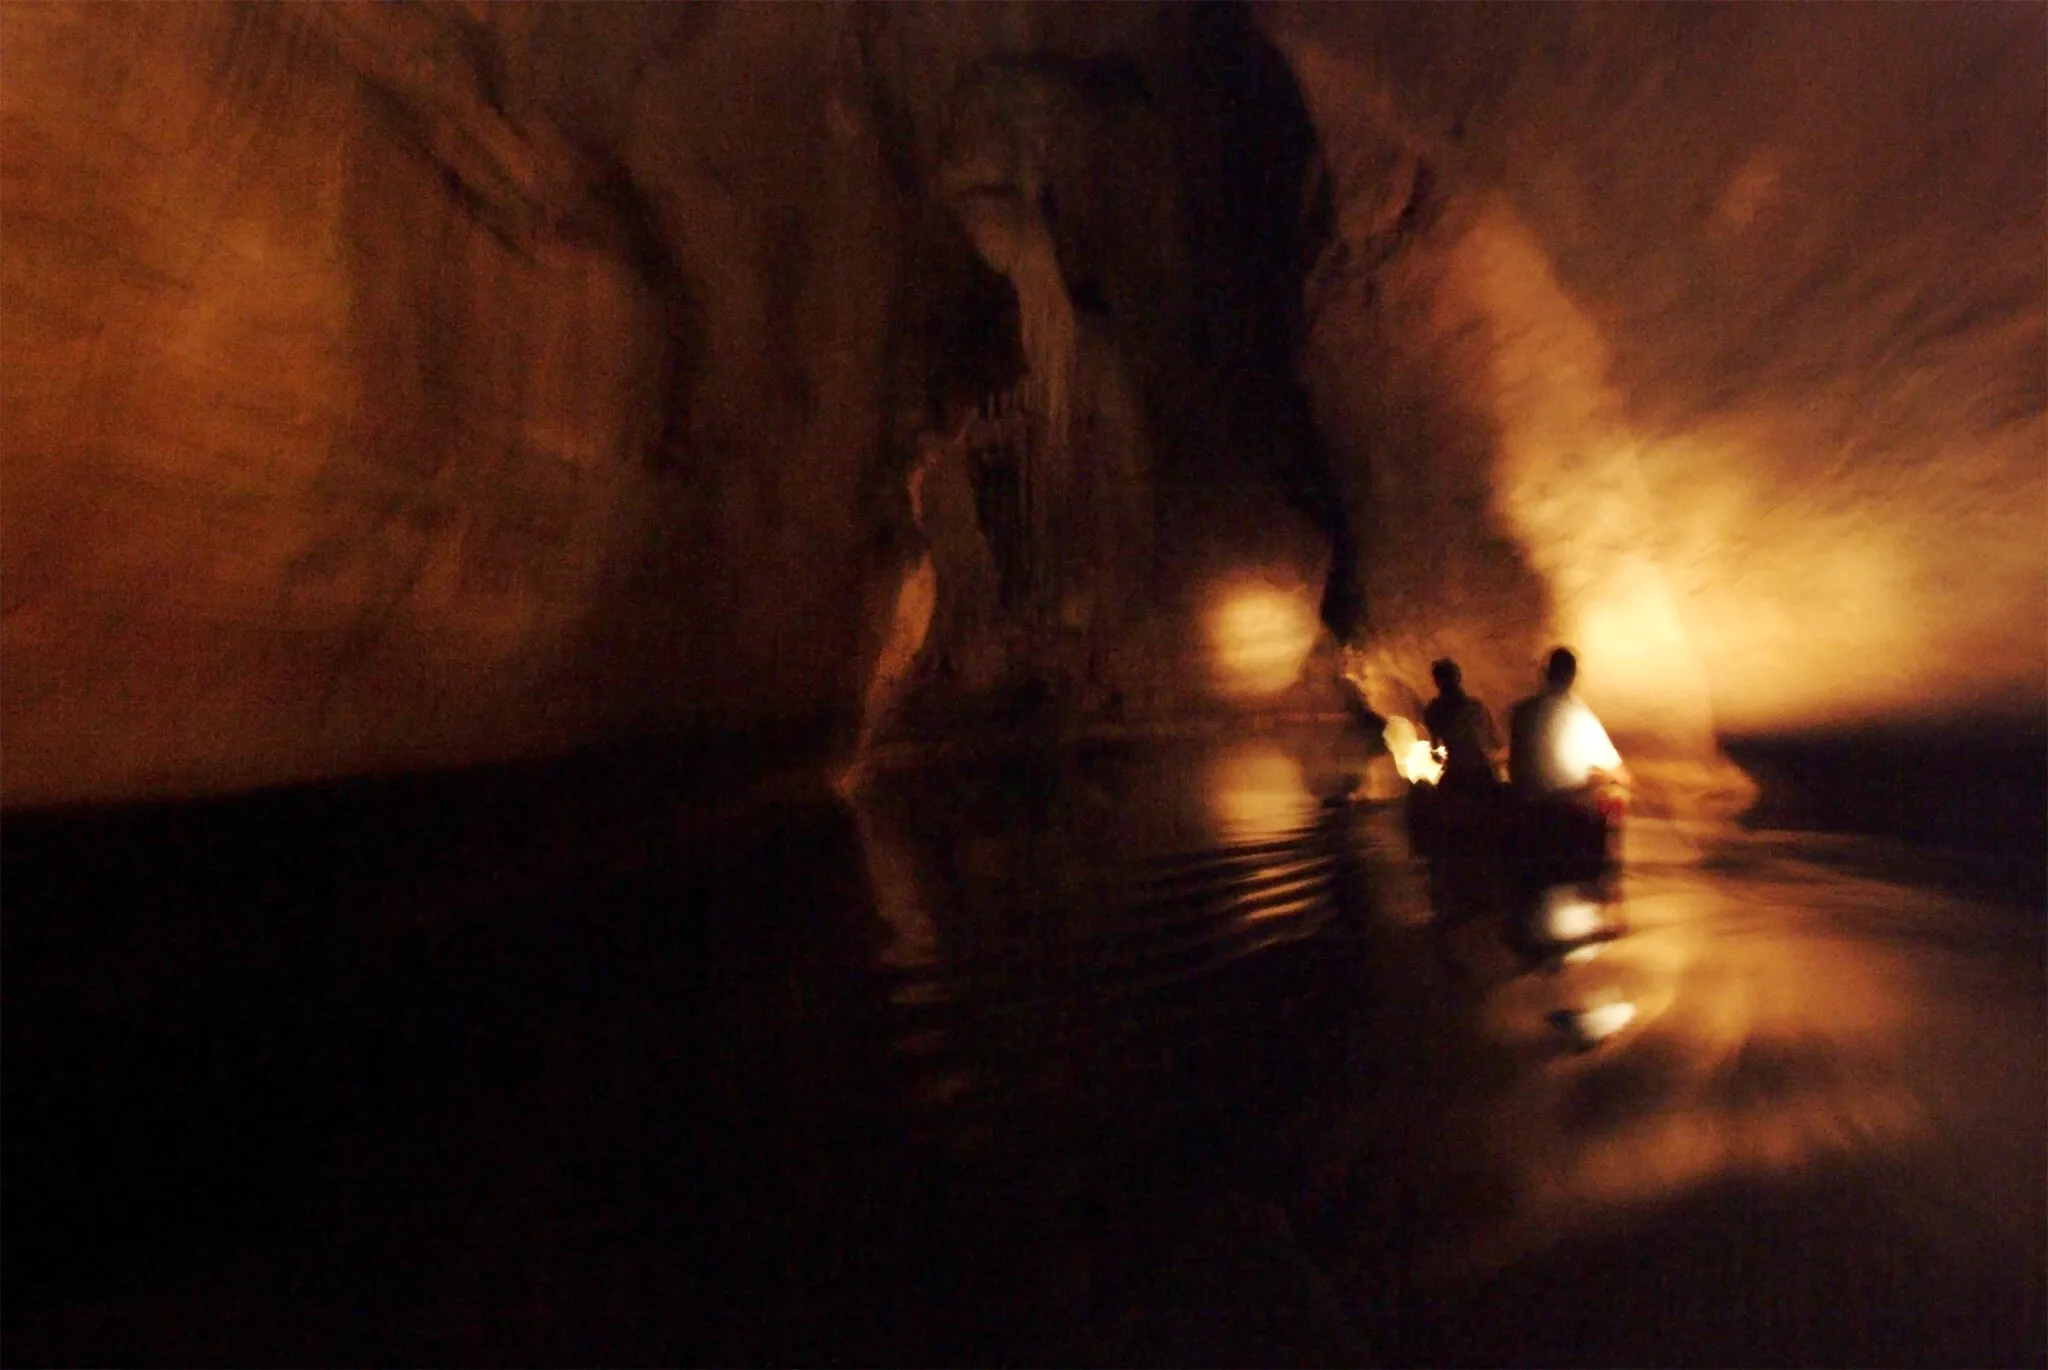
top-left (1406, 776), bottom-right (1628, 958)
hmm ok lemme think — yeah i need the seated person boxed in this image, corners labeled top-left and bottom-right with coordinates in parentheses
top-left (1508, 647), bottom-right (1628, 881)
top-left (1421, 658), bottom-right (1503, 793)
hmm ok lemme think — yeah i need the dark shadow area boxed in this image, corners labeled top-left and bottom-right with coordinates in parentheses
top-left (1722, 722), bottom-right (2047, 910)
top-left (4, 737), bottom-right (1382, 1367)
top-left (7, 728), bottom-right (2042, 1367)
top-left (1162, 2), bottom-right (1360, 639)
top-left (5, 746), bottom-right (869, 1364)
top-left (1388, 1160), bottom-right (2045, 1370)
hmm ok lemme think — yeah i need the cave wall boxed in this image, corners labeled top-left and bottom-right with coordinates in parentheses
top-left (1264, 2), bottom-right (2047, 745)
top-left (5, 1), bottom-right (1344, 807)
top-left (889, 6), bottom-right (1338, 732)
top-left (20, 1), bottom-right (2008, 806)
top-left (3, 3), bottom-right (917, 805)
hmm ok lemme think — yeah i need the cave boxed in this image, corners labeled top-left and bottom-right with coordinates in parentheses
top-left (4, 4), bottom-right (2043, 1365)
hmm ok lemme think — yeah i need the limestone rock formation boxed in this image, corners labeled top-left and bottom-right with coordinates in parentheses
top-left (4, 3), bottom-right (908, 802)
top-left (5, 1), bottom-right (1350, 805)
top-left (1264, 2), bottom-right (2045, 751)
top-left (7, 2), bottom-right (2037, 806)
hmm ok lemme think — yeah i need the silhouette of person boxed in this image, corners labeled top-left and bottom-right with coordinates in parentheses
top-left (1415, 658), bottom-right (1504, 922)
top-left (1421, 659), bottom-right (1502, 793)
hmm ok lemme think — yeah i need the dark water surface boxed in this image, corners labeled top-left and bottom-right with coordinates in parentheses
top-left (1724, 725), bottom-right (2047, 909)
top-left (6, 728), bottom-right (2043, 1366)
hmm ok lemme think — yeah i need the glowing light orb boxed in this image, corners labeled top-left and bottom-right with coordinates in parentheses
top-left (1207, 583), bottom-right (1318, 698)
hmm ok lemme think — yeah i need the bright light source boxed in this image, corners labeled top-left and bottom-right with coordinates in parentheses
top-left (1207, 583), bottom-right (1318, 698)
top-left (1382, 715), bottom-right (1445, 785)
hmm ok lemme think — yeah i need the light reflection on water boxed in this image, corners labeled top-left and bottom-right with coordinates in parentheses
top-left (1202, 743), bottom-right (1317, 840)
top-left (842, 734), bottom-right (1366, 1162)
top-left (1431, 837), bottom-right (2040, 1296)
top-left (842, 727), bottom-right (2042, 1320)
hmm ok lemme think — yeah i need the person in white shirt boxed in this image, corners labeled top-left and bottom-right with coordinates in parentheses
top-left (1506, 645), bottom-right (1631, 903)
top-left (1508, 647), bottom-right (1626, 797)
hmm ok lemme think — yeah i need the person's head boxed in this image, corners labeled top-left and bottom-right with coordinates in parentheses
top-left (1431, 658), bottom-right (1463, 695)
top-left (1544, 647), bottom-right (1578, 690)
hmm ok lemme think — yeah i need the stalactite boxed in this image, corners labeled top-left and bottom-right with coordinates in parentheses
top-left (945, 188), bottom-right (1078, 618)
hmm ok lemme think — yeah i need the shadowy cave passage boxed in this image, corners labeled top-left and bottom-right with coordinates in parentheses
top-left (4, 3), bottom-right (2043, 1367)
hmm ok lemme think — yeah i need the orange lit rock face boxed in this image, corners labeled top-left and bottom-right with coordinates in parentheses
top-left (3, 3), bottom-right (1334, 805)
top-left (20, 5), bottom-right (2028, 807)
top-left (1269, 4), bottom-right (2046, 741)
top-left (3, 4), bottom-right (903, 804)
